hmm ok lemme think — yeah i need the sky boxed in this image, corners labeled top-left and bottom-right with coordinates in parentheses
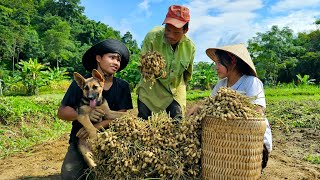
top-left (80, 0), bottom-right (320, 62)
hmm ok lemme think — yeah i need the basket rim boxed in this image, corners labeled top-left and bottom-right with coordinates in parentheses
top-left (205, 115), bottom-right (265, 121)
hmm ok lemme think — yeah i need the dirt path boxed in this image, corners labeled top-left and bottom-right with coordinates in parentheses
top-left (0, 128), bottom-right (319, 179)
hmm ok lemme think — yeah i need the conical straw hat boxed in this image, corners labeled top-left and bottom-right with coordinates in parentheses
top-left (206, 43), bottom-right (257, 77)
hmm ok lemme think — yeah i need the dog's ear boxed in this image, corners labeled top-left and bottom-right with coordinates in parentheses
top-left (73, 72), bottom-right (86, 89)
top-left (92, 69), bottom-right (104, 83)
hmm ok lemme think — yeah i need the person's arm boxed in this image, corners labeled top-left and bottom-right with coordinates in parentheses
top-left (187, 80), bottom-right (223, 117)
top-left (141, 31), bottom-right (153, 54)
top-left (93, 119), bottom-right (112, 130)
top-left (245, 77), bottom-right (266, 111)
top-left (57, 80), bottom-right (82, 122)
top-left (96, 109), bottom-right (127, 129)
top-left (77, 109), bottom-right (129, 139)
top-left (77, 118), bottom-right (113, 139)
top-left (57, 105), bottom-right (78, 121)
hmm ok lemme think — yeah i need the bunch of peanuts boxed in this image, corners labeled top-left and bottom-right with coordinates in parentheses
top-left (140, 51), bottom-right (167, 87)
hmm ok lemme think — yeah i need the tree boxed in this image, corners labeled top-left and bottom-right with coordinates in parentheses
top-left (15, 58), bottom-right (47, 95)
top-left (62, 42), bottom-right (90, 75)
top-left (294, 20), bottom-right (320, 83)
top-left (248, 26), bottom-right (303, 85)
top-left (40, 0), bottom-right (84, 23)
top-left (0, 0), bottom-right (37, 72)
top-left (116, 32), bottom-right (141, 90)
top-left (42, 16), bottom-right (74, 68)
top-left (21, 28), bottom-right (44, 60)
top-left (294, 51), bottom-right (320, 83)
top-left (76, 20), bottom-right (121, 45)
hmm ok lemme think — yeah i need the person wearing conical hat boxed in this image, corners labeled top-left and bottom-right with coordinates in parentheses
top-left (187, 43), bottom-right (272, 173)
top-left (206, 44), bottom-right (262, 102)
top-left (58, 39), bottom-right (133, 179)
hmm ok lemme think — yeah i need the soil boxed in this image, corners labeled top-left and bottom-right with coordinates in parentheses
top-left (0, 107), bottom-right (319, 180)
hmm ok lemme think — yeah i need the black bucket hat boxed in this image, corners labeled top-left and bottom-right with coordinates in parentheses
top-left (82, 39), bottom-right (130, 72)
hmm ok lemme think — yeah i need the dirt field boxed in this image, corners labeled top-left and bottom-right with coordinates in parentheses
top-left (0, 115), bottom-right (319, 179)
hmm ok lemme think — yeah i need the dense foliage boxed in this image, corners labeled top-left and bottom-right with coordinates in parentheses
top-left (0, 0), bottom-right (319, 96)
top-left (188, 62), bottom-right (218, 90)
top-left (248, 24), bottom-right (320, 85)
top-left (0, 0), bottom-right (141, 94)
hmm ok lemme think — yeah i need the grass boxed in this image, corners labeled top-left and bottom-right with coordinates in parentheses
top-left (264, 85), bottom-right (320, 130)
top-left (187, 89), bottom-right (211, 101)
top-left (0, 94), bottom-right (71, 158)
top-left (265, 84), bottom-right (320, 100)
top-left (266, 99), bottom-right (320, 130)
top-left (186, 85), bottom-right (320, 101)
top-left (304, 154), bottom-right (320, 164)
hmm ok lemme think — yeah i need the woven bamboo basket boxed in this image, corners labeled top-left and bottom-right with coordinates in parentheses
top-left (202, 115), bottom-right (267, 180)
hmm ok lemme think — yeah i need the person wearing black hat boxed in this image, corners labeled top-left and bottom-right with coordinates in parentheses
top-left (57, 39), bottom-right (133, 179)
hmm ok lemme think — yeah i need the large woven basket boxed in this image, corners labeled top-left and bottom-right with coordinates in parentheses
top-left (202, 115), bottom-right (266, 180)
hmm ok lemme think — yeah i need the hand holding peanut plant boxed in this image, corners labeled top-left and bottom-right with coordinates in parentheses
top-left (140, 51), bottom-right (166, 87)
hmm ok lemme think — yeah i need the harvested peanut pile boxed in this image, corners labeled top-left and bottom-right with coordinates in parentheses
top-left (140, 51), bottom-right (166, 86)
top-left (90, 87), bottom-right (261, 179)
top-left (91, 112), bottom-right (202, 179)
top-left (198, 87), bottom-right (262, 120)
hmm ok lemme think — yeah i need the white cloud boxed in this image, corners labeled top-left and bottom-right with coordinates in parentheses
top-left (263, 10), bottom-right (320, 34)
top-left (137, 0), bottom-right (165, 17)
top-left (185, 0), bottom-right (263, 62)
top-left (182, 0), bottom-right (320, 62)
top-left (271, 0), bottom-right (320, 12)
top-left (138, 0), bottom-right (152, 17)
top-left (138, 0), bottom-right (149, 10)
top-left (95, 0), bottom-right (320, 63)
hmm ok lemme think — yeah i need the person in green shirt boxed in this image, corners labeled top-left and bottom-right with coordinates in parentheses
top-left (136, 5), bottom-right (196, 120)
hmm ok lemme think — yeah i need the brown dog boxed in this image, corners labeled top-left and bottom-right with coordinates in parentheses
top-left (73, 69), bottom-right (125, 168)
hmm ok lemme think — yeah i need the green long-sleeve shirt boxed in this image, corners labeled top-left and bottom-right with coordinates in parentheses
top-left (136, 26), bottom-right (196, 115)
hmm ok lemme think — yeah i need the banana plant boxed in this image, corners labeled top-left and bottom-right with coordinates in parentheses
top-left (15, 58), bottom-right (47, 95)
top-left (296, 74), bottom-right (315, 86)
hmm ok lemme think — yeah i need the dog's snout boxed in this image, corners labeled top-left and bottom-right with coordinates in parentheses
top-left (87, 93), bottom-right (96, 100)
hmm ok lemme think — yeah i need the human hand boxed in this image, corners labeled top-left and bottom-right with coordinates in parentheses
top-left (255, 105), bottom-right (265, 116)
top-left (76, 127), bottom-right (89, 139)
top-left (186, 105), bottom-right (201, 117)
top-left (89, 108), bottom-right (105, 122)
top-left (76, 123), bottom-right (103, 139)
